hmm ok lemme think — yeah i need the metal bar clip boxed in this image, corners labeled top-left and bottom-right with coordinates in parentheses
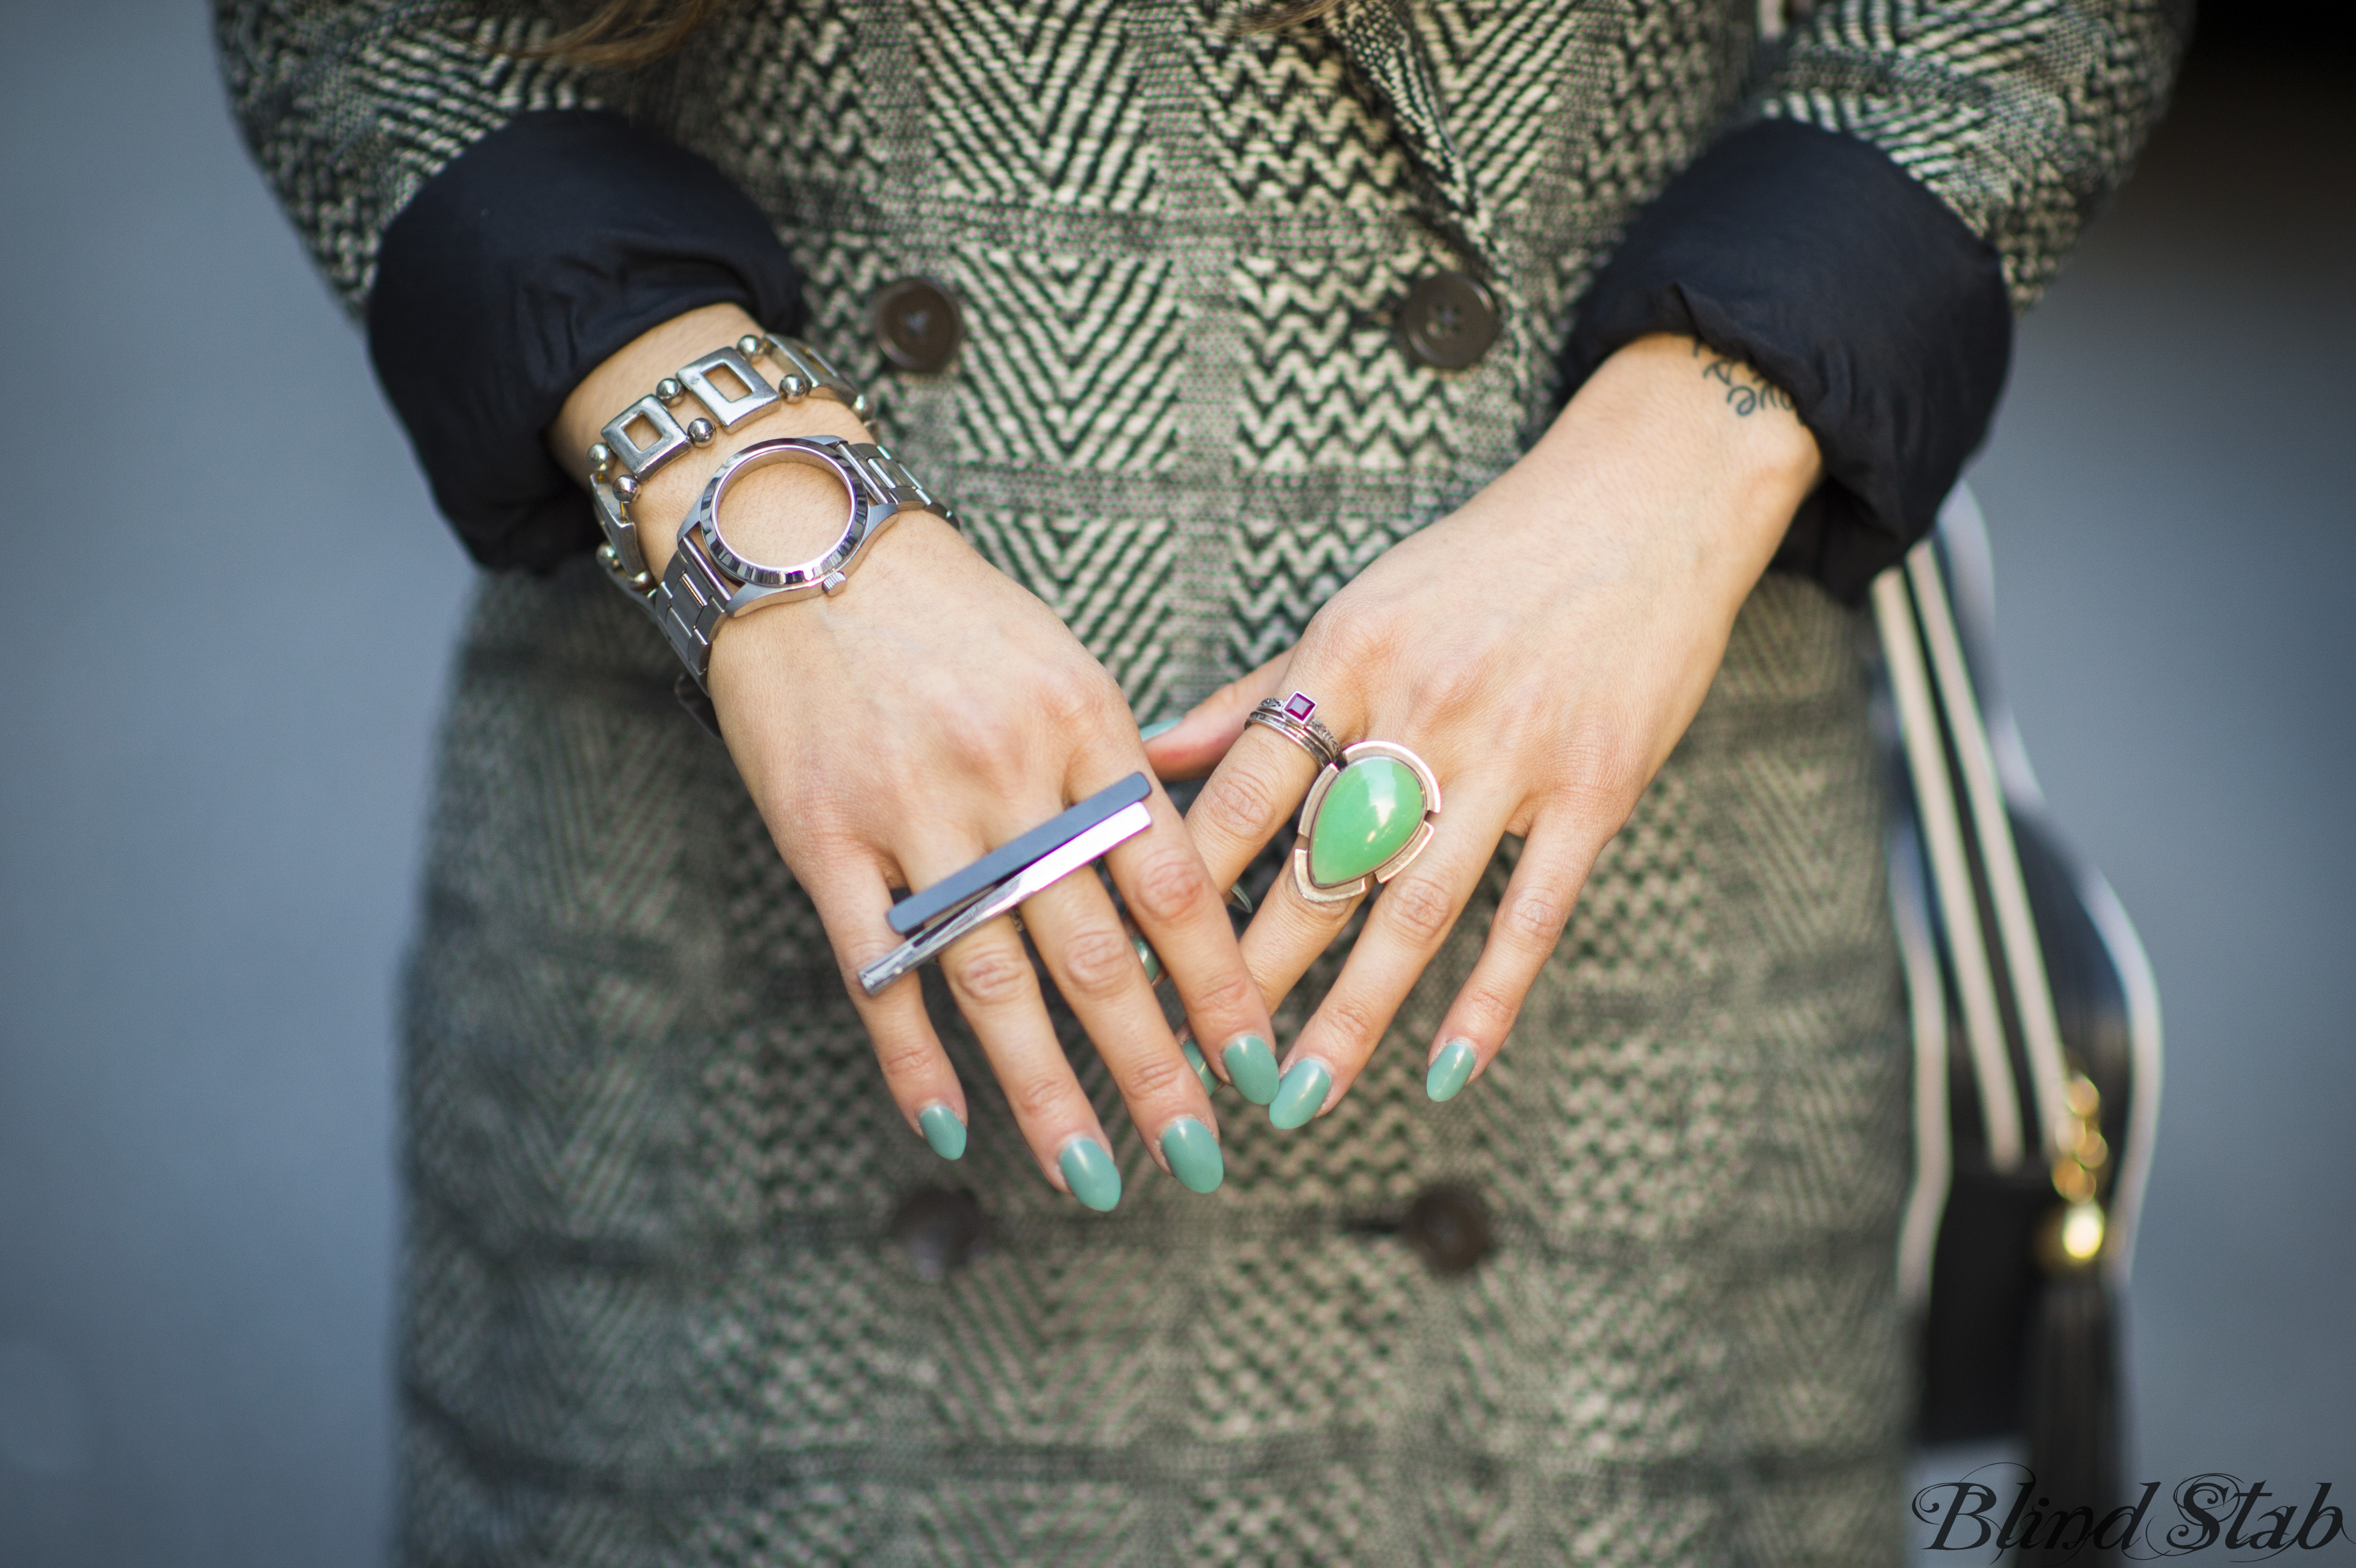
top-left (857, 773), bottom-right (1156, 996)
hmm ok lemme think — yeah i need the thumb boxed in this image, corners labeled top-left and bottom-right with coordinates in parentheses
top-left (1142, 649), bottom-right (1292, 782)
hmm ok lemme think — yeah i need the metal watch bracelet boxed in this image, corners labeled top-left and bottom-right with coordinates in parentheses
top-left (651, 434), bottom-right (952, 691)
top-left (585, 331), bottom-right (869, 596)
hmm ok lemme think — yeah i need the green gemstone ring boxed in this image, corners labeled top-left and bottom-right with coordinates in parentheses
top-left (1290, 740), bottom-right (1443, 904)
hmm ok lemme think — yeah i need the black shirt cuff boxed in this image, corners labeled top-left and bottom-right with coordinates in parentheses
top-left (368, 110), bottom-right (805, 574)
top-left (1561, 118), bottom-right (2013, 604)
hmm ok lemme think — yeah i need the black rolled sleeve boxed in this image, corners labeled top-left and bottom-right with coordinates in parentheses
top-left (368, 110), bottom-right (806, 573)
top-left (1561, 118), bottom-right (2014, 604)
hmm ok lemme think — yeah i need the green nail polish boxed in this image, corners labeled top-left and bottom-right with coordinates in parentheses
top-left (1268, 1059), bottom-right (1332, 1131)
top-left (1179, 1034), bottom-right (1216, 1097)
top-left (1139, 717), bottom-right (1182, 740)
top-left (1426, 1039), bottom-right (1478, 1103)
top-left (1130, 933), bottom-right (1163, 986)
top-left (917, 1103), bottom-right (967, 1160)
top-left (1159, 1117), bottom-right (1225, 1194)
top-left (1059, 1137), bottom-right (1123, 1212)
top-left (1222, 1034), bottom-right (1279, 1105)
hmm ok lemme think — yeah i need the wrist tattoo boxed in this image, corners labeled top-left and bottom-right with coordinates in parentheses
top-left (1692, 341), bottom-right (1795, 418)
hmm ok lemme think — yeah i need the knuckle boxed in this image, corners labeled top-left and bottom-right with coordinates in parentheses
top-left (870, 1034), bottom-right (939, 1085)
top-left (1378, 875), bottom-right (1457, 947)
top-left (1414, 652), bottom-right (1490, 721)
top-left (1317, 994), bottom-right (1385, 1056)
top-left (1499, 882), bottom-right (1576, 950)
top-left (1455, 982), bottom-right (1523, 1038)
top-left (1305, 608), bottom-right (1392, 675)
top-left (945, 941), bottom-right (1037, 1011)
top-left (1207, 667), bottom-right (1267, 717)
top-left (1056, 921), bottom-right (1139, 1002)
top-left (1128, 847), bottom-right (1212, 925)
top-left (1554, 731), bottom-right (1651, 821)
top-left (1183, 966), bottom-right (1259, 1025)
top-left (934, 700), bottom-right (1027, 777)
top-left (1196, 760), bottom-right (1285, 842)
top-left (1007, 1073), bottom-right (1073, 1127)
top-left (835, 934), bottom-right (901, 975)
top-left (1121, 1049), bottom-right (1194, 1107)
top-left (1034, 664), bottom-right (1115, 738)
top-left (1563, 787), bottom-right (1642, 849)
top-left (780, 807), bottom-right (862, 863)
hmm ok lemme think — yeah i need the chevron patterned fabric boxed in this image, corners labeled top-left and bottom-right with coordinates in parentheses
top-left (403, 565), bottom-right (1909, 1565)
top-left (212, 0), bottom-right (2179, 1561)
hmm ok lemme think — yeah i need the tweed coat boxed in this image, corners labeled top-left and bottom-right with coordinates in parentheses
top-left (218, 0), bottom-right (2181, 1562)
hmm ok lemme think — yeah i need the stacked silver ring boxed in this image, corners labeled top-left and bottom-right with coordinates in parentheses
top-left (1246, 691), bottom-right (1343, 770)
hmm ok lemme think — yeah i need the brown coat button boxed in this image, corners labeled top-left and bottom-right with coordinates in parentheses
top-left (1399, 271), bottom-right (1500, 371)
top-left (890, 1187), bottom-right (989, 1281)
top-left (873, 276), bottom-right (963, 373)
top-left (1402, 1185), bottom-right (1493, 1276)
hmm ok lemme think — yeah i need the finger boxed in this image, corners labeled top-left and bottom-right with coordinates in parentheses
top-left (1017, 844), bottom-right (1229, 1196)
top-left (1420, 813), bottom-right (1602, 1104)
top-left (1211, 840), bottom-right (1366, 1098)
top-left (894, 825), bottom-right (1126, 1209)
top-left (1142, 649), bottom-right (1291, 782)
top-left (805, 857), bottom-right (974, 1163)
top-left (1236, 874), bottom-right (1360, 1013)
top-left (1265, 783), bottom-right (1518, 1130)
top-left (1184, 718), bottom-right (1332, 898)
top-left (1099, 780), bottom-right (1282, 1112)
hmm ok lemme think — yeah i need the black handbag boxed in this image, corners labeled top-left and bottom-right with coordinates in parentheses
top-left (1873, 489), bottom-right (2163, 1564)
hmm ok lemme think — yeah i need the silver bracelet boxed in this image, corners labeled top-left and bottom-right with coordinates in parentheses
top-left (584, 332), bottom-right (869, 595)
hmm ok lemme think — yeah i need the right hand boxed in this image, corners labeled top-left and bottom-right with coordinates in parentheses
top-left (553, 306), bottom-right (1272, 1208)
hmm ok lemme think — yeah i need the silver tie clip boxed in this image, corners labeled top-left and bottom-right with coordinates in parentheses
top-left (857, 774), bottom-right (1155, 997)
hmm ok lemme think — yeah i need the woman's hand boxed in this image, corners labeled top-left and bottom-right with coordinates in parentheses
top-left (554, 306), bottom-right (1273, 1206)
top-left (1151, 334), bottom-right (1823, 1126)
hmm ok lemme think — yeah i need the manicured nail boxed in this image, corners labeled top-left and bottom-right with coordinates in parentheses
top-left (1222, 1034), bottom-right (1280, 1105)
top-left (1139, 717), bottom-right (1182, 740)
top-left (1158, 1117), bottom-right (1225, 1194)
top-left (1058, 1136), bottom-right (1123, 1212)
top-left (1130, 932), bottom-right (1163, 985)
top-left (1227, 882), bottom-right (1255, 914)
top-left (1178, 1034), bottom-right (1217, 1097)
top-left (1425, 1039), bottom-right (1478, 1103)
top-left (1268, 1059), bottom-right (1332, 1131)
top-left (917, 1102), bottom-right (967, 1160)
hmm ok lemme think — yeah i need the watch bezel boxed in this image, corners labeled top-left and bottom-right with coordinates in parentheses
top-left (689, 436), bottom-right (872, 595)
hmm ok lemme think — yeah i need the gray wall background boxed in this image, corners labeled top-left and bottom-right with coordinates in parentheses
top-left (1, 4), bottom-right (2349, 1562)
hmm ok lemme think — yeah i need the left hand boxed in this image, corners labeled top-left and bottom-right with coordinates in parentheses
top-left (1150, 334), bottom-right (1824, 1125)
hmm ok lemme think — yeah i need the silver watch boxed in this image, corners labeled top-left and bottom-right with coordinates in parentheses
top-left (585, 332), bottom-right (869, 596)
top-left (651, 435), bottom-right (952, 691)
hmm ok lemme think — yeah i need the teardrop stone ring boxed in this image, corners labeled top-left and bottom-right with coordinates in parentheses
top-left (1290, 740), bottom-right (1444, 904)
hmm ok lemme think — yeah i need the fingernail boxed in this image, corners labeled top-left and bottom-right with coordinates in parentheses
top-left (917, 1102), bottom-right (967, 1160)
top-left (1130, 932), bottom-right (1163, 986)
top-left (1222, 1034), bottom-right (1280, 1105)
top-left (1058, 1136), bottom-right (1123, 1212)
top-left (1227, 882), bottom-right (1255, 914)
top-left (1178, 1034), bottom-right (1217, 1097)
top-left (1425, 1039), bottom-right (1478, 1103)
top-left (1268, 1059), bottom-right (1332, 1131)
top-left (1158, 1117), bottom-right (1225, 1194)
top-left (1139, 717), bottom-right (1182, 740)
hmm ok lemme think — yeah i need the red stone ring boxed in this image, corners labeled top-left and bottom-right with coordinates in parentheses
top-left (1290, 740), bottom-right (1443, 905)
top-left (1246, 690), bottom-right (1343, 770)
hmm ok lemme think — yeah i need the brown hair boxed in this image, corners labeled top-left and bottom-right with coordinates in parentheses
top-left (535, 0), bottom-right (1341, 68)
top-left (529, 0), bottom-right (733, 67)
